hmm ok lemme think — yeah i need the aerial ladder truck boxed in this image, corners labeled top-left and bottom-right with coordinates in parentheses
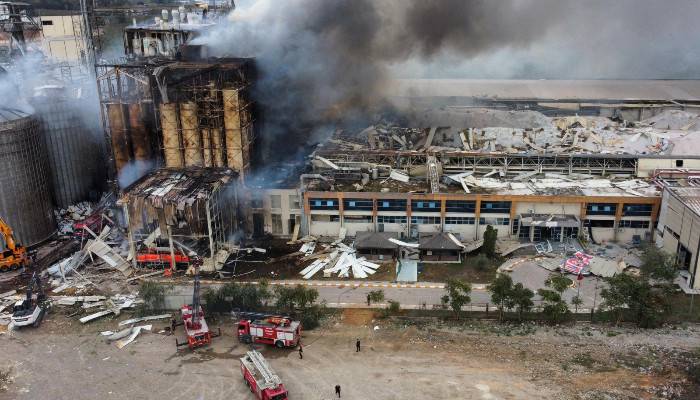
top-left (240, 350), bottom-right (289, 400)
top-left (175, 253), bottom-right (220, 349)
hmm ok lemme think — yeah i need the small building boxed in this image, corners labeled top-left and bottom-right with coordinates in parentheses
top-left (354, 231), bottom-right (399, 261)
top-left (419, 233), bottom-right (463, 263)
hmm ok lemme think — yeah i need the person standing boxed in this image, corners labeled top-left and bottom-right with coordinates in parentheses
top-left (298, 344), bottom-right (303, 359)
top-left (356, 338), bottom-right (361, 352)
top-left (367, 294), bottom-right (371, 306)
top-left (335, 384), bottom-right (341, 398)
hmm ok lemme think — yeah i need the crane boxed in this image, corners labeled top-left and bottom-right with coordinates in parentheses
top-left (0, 216), bottom-right (30, 272)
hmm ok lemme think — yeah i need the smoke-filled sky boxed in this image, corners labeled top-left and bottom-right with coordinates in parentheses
top-left (196, 0), bottom-right (700, 158)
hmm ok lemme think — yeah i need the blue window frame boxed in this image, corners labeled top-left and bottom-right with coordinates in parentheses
top-left (586, 203), bottom-right (617, 216)
top-left (480, 201), bottom-right (511, 214)
top-left (309, 198), bottom-right (339, 210)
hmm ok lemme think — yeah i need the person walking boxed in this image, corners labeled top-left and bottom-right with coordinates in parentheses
top-left (356, 338), bottom-right (361, 352)
top-left (298, 344), bottom-right (303, 359)
top-left (170, 317), bottom-right (177, 335)
top-left (367, 294), bottom-right (371, 306)
top-left (335, 384), bottom-right (341, 398)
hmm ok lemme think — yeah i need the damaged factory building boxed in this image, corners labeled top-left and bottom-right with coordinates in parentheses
top-left (119, 168), bottom-right (239, 272)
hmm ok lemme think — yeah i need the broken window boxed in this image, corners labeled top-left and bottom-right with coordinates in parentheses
top-left (480, 201), bottom-right (511, 214)
top-left (344, 198), bottom-right (373, 211)
top-left (584, 219), bottom-right (615, 228)
top-left (377, 199), bottom-right (406, 211)
top-left (270, 195), bottom-right (282, 209)
top-left (411, 216), bottom-right (441, 225)
top-left (622, 204), bottom-right (653, 217)
top-left (344, 215), bottom-right (373, 223)
top-left (586, 203), bottom-right (616, 216)
top-left (619, 220), bottom-right (650, 229)
top-left (377, 215), bottom-right (407, 224)
top-left (411, 200), bottom-right (440, 212)
top-left (445, 200), bottom-right (476, 213)
top-left (309, 198), bottom-right (339, 210)
top-left (289, 194), bottom-right (300, 210)
top-left (445, 217), bottom-right (475, 225)
top-left (271, 214), bottom-right (283, 234)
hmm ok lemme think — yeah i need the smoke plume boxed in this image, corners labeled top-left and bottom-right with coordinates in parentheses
top-left (197, 0), bottom-right (700, 159)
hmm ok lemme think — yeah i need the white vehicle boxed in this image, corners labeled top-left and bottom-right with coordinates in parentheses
top-left (11, 272), bottom-right (47, 328)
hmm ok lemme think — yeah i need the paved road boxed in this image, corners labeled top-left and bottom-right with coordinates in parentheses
top-left (167, 274), bottom-right (603, 311)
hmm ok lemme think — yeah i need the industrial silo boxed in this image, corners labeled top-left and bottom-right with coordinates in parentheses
top-left (0, 107), bottom-right (55, 246)
top-left (33, 87), bottom-right (105, 208)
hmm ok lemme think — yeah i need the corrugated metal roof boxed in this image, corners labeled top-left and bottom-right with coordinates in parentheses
top-left (0, 107), bottom-right (31, 124)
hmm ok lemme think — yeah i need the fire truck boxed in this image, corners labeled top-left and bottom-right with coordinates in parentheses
top-left (237, 313), bottom-right (301, 348)
top-left (136, 248), bottom-right (190, 267)
top-left (240, 350), bottom-right (289, 400)
top-left (176, 257), bottom-right (220, 349)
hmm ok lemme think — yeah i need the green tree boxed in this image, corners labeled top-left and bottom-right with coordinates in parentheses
top-left (545, 274), bottom-right (573, 295)
top-left (482, 225), bottom-right (498, 258)
top-left (571, 295), bottom-right (583, 314)
top-left (368, 290), bottom-right (385, 305)
top-left (445, 278), bottom-right (472, 319)
top-left (274, 285), bottom-right (319, 312)
top-left (509, 283), bottom-right (535, 321)
top-left (488, 273), bottom-right (513, 322)
top-left (538, 273), bottom-right (572, 324)
top-left (600, 272), bottom-right (673, 328)
top-left (639, 244), bottom-right (677, 282)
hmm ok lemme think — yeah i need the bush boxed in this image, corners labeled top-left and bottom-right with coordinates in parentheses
top-left (388, 300), bottom-right (401, 314)
top-left (202, 282), bottom-right (271, 313)
top-left (299, 304), bottom-right (326, 330)
top-left (368, 290), bottom-right (385, 305)
top-left (136, 281), bottom-right (171, 316)
top-left (274, 285), bottom-right (319, 312)
top-left (473, 253), bottom-right (490, 272)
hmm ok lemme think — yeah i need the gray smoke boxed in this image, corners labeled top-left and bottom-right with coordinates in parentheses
top-left (197, 0), bottom-right (700, 158)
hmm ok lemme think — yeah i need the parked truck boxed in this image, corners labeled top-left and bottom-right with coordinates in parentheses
top-left (237, 314), bottom-right (301, 348)
top-left (240, 350), bottom-right (288, 400)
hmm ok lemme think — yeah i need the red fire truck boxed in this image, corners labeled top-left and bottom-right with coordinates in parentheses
top-left (175, 258), bottom-right (220, 349)
top-left (240, 350), bottom-right (289, 400)
top-left (237, 314), bottom-right (301, 348)
top-left (136, 248), bottom-right (190, 267)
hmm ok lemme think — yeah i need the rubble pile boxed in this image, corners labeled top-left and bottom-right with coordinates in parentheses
top-left (298, 241), bottom-right (380, 279)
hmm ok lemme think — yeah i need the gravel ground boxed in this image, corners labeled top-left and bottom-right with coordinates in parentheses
top-left (1, 309), bottom-right (699, 400)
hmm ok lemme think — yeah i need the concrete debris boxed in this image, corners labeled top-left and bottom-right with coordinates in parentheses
top-left (389, 170), bottom-right (410, 183)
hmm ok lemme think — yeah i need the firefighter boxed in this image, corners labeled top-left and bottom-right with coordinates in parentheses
top-left (356, 338), bottom-right (361, 352)
top-left (298, 344), bottom-right (303, 359)
top-left (335, 384), bottom-right (341, 398)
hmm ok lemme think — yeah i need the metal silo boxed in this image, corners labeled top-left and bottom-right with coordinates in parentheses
top-left (0, 107), bottom-right (55, 246)
top-left (33, 90), bottom-right (105, 208)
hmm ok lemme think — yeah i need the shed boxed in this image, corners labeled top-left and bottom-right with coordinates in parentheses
top-left (419, 233), bottom-right (463, 263)
top-left (354, 231), bottom-right (399, 261)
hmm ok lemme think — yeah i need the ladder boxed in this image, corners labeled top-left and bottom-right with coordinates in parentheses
top-left (427, 156), bottom-right (440, 194)
top-left (248, 350), bottom-right (282, 387)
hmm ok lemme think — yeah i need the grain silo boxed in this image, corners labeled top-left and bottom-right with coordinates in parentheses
top-left (33, 87), bottom-right (105, 208)
top-left (0, 107), bottom-right (55, 246)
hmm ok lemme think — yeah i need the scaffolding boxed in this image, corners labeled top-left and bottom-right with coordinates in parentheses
top-left (95, 59), bottom-right (255, 184)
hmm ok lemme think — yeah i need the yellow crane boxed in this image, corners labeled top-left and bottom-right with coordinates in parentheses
top-left (0, 216), bottom-right (29, 272)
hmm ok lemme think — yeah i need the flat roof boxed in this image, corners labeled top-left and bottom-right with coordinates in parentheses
top-left (387, 79), bottom-right (700, 102)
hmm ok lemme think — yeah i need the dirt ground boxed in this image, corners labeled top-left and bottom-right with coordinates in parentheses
top-left (419, 255), bottom-right (500, 283)
top-left (2, 308), bottom-right (700, 400)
